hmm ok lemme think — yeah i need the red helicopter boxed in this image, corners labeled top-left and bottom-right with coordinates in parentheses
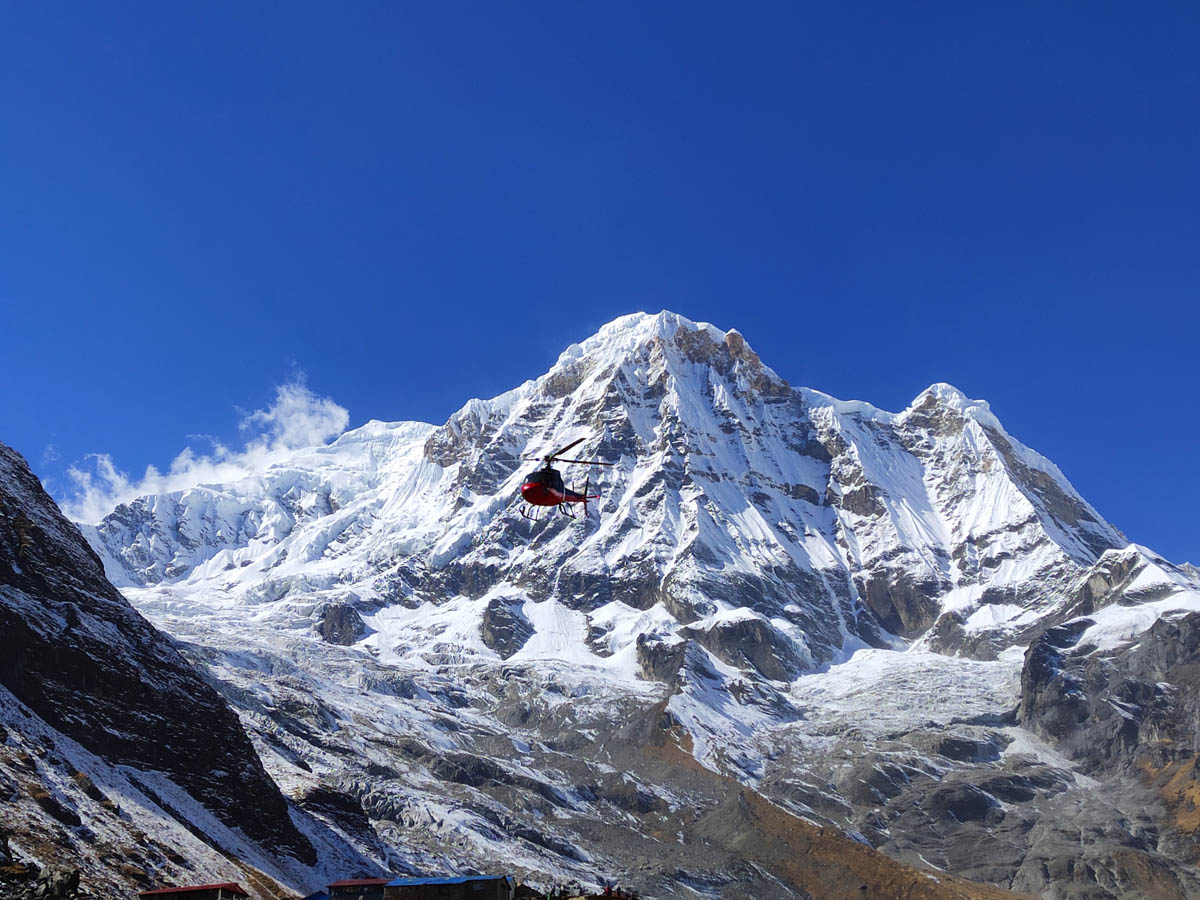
top-left (519, 437), bottom-right (613, 520)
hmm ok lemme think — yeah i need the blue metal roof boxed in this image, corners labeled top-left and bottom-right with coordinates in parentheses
top-left (386, 876), bottom-right (510, 887)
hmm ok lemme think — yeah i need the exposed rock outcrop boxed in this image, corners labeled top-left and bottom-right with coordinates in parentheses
top-left (480, 595), bottom-right (534, 659)
top-left (679, 615), bottom-right (809, 682)
top-left (1020, 612), bottom-right (1200, 774)
top-left (318, 603), bottom-right (366, 645)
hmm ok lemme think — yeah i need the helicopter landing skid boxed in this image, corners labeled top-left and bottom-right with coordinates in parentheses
top-left (519, 503), bottom-right (580, 521)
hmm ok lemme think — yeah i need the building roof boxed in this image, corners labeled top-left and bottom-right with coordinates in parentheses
top-left (327, 878), bottom-right (393, 888)
top-left (138, 885), bottom-right (249, 898)
top-left (386, 876), bottom-right (512, 887)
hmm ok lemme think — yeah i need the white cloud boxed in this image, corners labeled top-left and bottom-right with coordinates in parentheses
top-left (61, 377), bottom-right (350, 524)
top-left (238, 380), bottom-right (349, 450)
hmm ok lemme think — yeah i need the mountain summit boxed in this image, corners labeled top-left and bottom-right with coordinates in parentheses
top-left (87, 310), bottom-right (1143, 670)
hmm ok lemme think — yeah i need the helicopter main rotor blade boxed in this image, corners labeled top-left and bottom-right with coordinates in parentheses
top-left (546, 436), bottom-right (586, 459)
top-left (556, 457), bottom-right (616, 466)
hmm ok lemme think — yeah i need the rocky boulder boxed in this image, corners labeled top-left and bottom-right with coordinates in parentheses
top-left (480, 595), bottom-right (534, 659)
top-left (317, 603), bottom-right (366, 645)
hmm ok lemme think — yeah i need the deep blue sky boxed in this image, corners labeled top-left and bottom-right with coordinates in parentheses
top-left (2, 2), bottom-right (1197, 559)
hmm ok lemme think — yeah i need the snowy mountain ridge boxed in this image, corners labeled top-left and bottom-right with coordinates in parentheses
top-left (82, 311), bottom-right (1176, 666)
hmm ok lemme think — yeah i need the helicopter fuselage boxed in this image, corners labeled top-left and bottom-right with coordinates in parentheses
top-left (517, 437), bottom-right (608, 520)
top-left (520, 466), bottom-right (589, 506)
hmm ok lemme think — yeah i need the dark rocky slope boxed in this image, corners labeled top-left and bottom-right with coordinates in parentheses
top-left (0, 442), bottom-right (314, 868)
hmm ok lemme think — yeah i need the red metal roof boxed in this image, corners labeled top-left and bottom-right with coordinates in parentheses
top-left (138, 885), bottom-right (249, 898)
top-left (327, 878), bottom-right (392, 888)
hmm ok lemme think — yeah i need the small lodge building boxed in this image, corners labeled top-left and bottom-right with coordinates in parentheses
top-left (327, 878), bottom-right (392, 899)
top-left (137, 884), bottom-right (249, 900)
top-left (383, 875), bottom-right (514, 900)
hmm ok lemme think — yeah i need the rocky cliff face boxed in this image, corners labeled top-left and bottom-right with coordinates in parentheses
top-left (0, 443), bottom-right (386, 897)
top-left (1021, 607), bottom-right (1200, 816)
top-left (64, 311), bottom-right (1200, 898)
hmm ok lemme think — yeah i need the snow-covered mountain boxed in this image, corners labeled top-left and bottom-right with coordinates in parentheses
top-left (83, 312), bottom-right (1164, 665)
top-left (73, 312), bottom-right (1200, 898)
